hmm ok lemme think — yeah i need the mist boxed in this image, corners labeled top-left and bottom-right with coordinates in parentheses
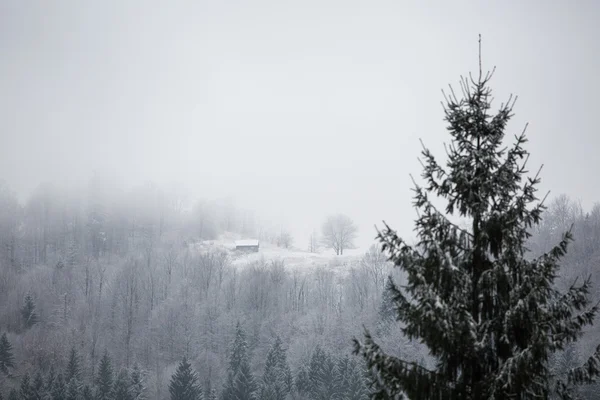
top-left (2, 1), bottom-right (599, 250)
top-left (1, 1), bottom-right (600, 399)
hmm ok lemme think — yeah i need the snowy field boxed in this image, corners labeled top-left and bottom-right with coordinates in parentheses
top-left (189, 232), bottom-right (367, 275)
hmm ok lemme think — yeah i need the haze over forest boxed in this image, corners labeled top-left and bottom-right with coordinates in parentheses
top-left (1, 1), bottom-right (600, 400)
top-left (2, 1), bottom-right (599, 249)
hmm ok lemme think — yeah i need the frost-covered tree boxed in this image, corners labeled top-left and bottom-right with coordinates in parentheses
top-left (65, 377), bottom-right (80, 400)
top-left (260, 336), bottom-right (293, 400)
top-left (307, 346), bottom-right (338, 400)
top-left (21, 292), bottom-right (39, 329)
top-left (81, 385), bottom-right (93, 400)
top-left (51, 374), bottom-right (66, 400)
top-left (20, 373), bottom-right (35, 400)
top-left (32, 371), bottom-right (45, 400)
top-left (129, 363), bottom-right (145, 400)
top-left (113, 370), bottom-right (131, 400)
top-left (66, 347), bottom-right (82, 383)
top-left (96, 351), bottom-right (114, 400)
top-left (222, 323), bottom-right (257, 400)
top-left (168, 357), bottom-right (203, 400)
top-left (0, 333), bottom-right (15, 375)
top-left (321, 214), bottom-right (358, 255)
top-left (354, 39), bottom-right (600, 399)
top-left (8, 389), bottom-right (18, 400)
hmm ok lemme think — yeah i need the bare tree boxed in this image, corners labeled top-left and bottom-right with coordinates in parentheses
top-left (321, 214), bottom-right (358, 255)
top-left (276, 230), bottom-right (293, 249)
top-left (308, 230), bottom-right (319, 253)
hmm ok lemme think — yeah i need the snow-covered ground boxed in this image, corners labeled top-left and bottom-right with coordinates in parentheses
top-left (189, 232), bottom-right (366, 274)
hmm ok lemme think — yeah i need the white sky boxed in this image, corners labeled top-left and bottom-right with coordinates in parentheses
top-left (1, 0), bottom-right (599, 249)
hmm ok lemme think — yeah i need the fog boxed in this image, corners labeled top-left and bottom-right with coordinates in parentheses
top-left (2, 1), bottom-right (599, 249)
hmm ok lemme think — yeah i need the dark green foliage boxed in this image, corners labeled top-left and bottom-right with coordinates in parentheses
top-left (32, 371), bottom-right (45, 400)
top-left (204, 387), bottom-right (216, 400)
top-left (353, 41), bottom-right (600, 399)
top-left (377, 276), bottom-right (396, 335)
top-left (129, 364), bottom-right (145, 400)
top-left (113, 370), bottom-right (131, 400)
top-left (307, 346), bottom-right (338, 400)
top-left (21, 293), bottom-right (39, 329)
top-left (295, 365), bottom-right (310, 397)
top-left (260, 336), bottom-right (293, 400)
top-left (21, 373), bottom-right (36, 400)
top-left (46, 366), bottom-right (57, 393)
top-left (96, 351), bottom-right (114, 400)
top-left (222, 323), bottom-right (257, 400)
top-left (52, 374), bottom-right (66, 400)
top-left (66, 378), bottom-right (80, 400)
top-left (66, 347), bottom-right (82, 383)
top-left (168, 357), bottom-right (203, 400)
top-left (336, 357), bottom-right (369, 400)
top-left (81, 385), bottom-right (93, 400)
top-left (203, 380), bottom-right (216, 400)
top-left (0, 332), bottom-right (15, 375)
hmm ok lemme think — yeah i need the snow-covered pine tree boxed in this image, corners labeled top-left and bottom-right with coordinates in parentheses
top-left (51, 374), bottom-right (66, 400)
top-left (81, 385), bottom-right (93, 400)
top-left (8, 389), bottom-right (17, 400)
top-left (0, 333), bottom-right (15, 375)
top-left (114, 370), bottom-right (131, 400)
top-left (66, 347), bottom-right (82, 384)
top-left (307, 346), bottom-right (338, 400)
top-left (129, 363), bottom-right (146, 400)
top-left (168, 357), bottom-right (203, 400)
top-left (46, 366), bottom-right (56, 395)
top-left (221, 322), bottom-right (257, 400)
top-left (96, 351), bottom-right (114, 400)
top-left (20, 373), bottom-right (35, 400)
top-left (260, 336), bottom-right (293, 400)
top-left (353, 37), bottom-right (600, 399)
top-left (32, 371), bottom-right (45, 400)
top-left (65, 377), bottom-right (79, 400)
top-left (21, 293), bottom-right (39, 329)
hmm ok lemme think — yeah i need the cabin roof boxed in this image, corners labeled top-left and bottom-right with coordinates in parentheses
top-left (235, 239), bottom-right (259, 247)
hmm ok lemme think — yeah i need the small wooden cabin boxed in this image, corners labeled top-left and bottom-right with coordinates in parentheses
top-left (235, 239), bottom-right (259, 253)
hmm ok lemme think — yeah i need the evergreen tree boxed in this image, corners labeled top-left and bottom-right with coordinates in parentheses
top-left (33, 371), bottom-right (45, 400)
top-left (129, 364), bottom-right (145, 400)
top-left (335, 357), bottom-right (369, 400)
top-left (168, 357), bottom-right (203, 400)
top-left (113, 370), bottom-right (131, 400)
top-left (66, 347), bottom-right (82, 383)
top-left (222, 323), bottom-right (257, 400)
top-left (96, 351), bottom-right (114, 400)
top-left (0, 333), bottom-right (15, 375)
top-left (21, 293), bottom-right (39, 329)
top-left (21, 373), bottom-right (35, 400)
top-left (260, 336), bottom-right (293, 400)
top-left (81, 386), bottom-right (93, 400)
top-left (353, 38), bottom-right (600, 399)
top-left (378, 276), bottom-right (395, 323)
top-left (46, 366), bottom-right (57, 394)
top-left (66, 378), bottom-right (80, 400)
top-left (52, 374), bottom-right (66, 400)
top-left (295, 365), bottom-right (311, 397)
top-left (203, 380), bottom-right (217, 400)
top-left (8, 389), bottom-right (18, 400)
top-left (307, 346), bottom-right (338, 400)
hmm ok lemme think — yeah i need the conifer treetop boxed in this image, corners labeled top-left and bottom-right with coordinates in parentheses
top-left (353, 36), bottom-right (600, 400)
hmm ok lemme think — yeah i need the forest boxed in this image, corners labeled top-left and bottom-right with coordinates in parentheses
top-left (1, 171), bottom-right (600, 399)
top-left (0, 2), bottom-right (598, 396)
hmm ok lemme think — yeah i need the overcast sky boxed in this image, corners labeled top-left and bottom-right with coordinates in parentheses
top-left (1, 0), bottom-right (599, 249)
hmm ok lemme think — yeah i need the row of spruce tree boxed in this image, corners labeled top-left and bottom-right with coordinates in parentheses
top-left (1, 323), bottom-right (371, 400)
